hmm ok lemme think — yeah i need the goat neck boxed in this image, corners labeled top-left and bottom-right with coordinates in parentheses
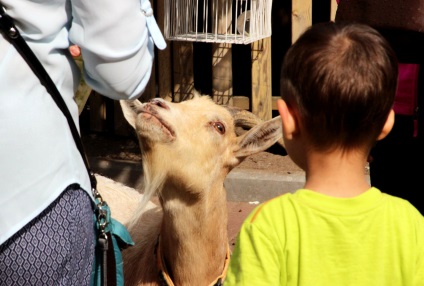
top-left (158, 178), bottom-right (230, 286)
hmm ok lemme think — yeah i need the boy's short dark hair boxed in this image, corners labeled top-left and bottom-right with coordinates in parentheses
top-left (280, 22), bottom-right (398, 151)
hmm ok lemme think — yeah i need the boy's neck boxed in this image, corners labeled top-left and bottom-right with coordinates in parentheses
top-left (303, 149), bottom-right (371, 198)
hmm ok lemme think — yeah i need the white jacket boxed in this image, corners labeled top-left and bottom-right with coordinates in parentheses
top-left (0, 0), bottom-right (165, 244)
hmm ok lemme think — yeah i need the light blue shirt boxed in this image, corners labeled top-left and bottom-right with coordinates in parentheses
top-left (0, 0), bottom-right (165, 244)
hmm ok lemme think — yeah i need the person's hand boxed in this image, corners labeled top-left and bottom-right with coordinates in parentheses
top-left (69, 45), bottom-right (81, 58)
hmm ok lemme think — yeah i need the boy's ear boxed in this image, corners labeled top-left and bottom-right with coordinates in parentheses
top-left (377, 109), bottom-right (395, 141)
top-left (277, 99), bottom-right (297, 140)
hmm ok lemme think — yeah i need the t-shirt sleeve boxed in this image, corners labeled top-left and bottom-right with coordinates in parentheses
top-left (225, 206), bottom-right (284, 286)
top-left (415, 214), bottom-right (424, 286)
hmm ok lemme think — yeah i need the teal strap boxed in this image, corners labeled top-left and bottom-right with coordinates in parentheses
top-left (110, 218), bottom-right (134, 286)
top-left (92, 198), bottom-right (134, 286)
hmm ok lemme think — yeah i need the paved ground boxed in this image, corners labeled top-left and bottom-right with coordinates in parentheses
top-left (227, 201), bottom-right (258, 250)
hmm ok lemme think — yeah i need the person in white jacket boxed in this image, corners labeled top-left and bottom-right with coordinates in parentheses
top-left (0, 0), bottom-right (165, 284)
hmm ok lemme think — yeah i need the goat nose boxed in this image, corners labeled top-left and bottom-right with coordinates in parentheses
top-left (149, 98), bottom-right (169, 110)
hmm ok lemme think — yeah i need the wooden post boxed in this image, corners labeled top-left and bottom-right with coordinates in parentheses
top-left (251, 38), bottom-right (272, 120)
top-left (173, 41), bottom-right (195, 102)
top-left (330, 0), bottom-right (338, 21)
top-left (89, 92), bottom-right (106, 133)
top-left (212, 43), bottom-right (233, 104)
top-left (155, 0), bottom-right (173, 101)
top-left (212, 0), bottom-right (233, 105)
top-left (292, 0), bottom-right (312, 43)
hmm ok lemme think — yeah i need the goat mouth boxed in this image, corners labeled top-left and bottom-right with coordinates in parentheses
top-left (140, 111), bottom-right (176, 139)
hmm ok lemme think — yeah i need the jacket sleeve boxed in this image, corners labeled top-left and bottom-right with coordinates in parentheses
top-left (69, 0), bottom-right (165, 100)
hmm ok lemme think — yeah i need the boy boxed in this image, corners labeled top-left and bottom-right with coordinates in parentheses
top-left (224, 22), bottom-right (424, 285)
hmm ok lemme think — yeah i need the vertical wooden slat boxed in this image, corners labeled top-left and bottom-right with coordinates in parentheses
top-left (143, 65), bottom-right (157, 101)
top-left (291, 0), bottom-right (312, 43)
top-left (330, 0), bottom-right (338, 21)
top-left (113, 100), bottom-right (134, 136)
top-left (155, 0), bottom-right (173, 101)
top-left (173, 41), bottom-right (195, 102)
top-left (89, 92), bottom-right (106, 133)
top-left (212, 43), bottom-right (233, 104)
top-left (141, 0), bottom-right (156, 102)
top-left (142, 0), bottom-right (158, 103)
top-left (212, 0), bottom-right (233, 105)
top-left (251, 38), bottom-right (272, 120)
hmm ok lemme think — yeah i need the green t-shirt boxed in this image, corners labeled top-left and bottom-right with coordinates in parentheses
top-left (225, 188), bottom-right (424, 286)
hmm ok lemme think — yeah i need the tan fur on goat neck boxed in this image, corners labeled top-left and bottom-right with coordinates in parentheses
top-left (117, 95), bottom-right (283, 286)
top-left (156, 235), bottom-right (230, 286)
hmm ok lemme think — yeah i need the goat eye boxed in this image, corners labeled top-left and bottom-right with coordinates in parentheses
top-left (212, 122), bottom-right (226, 134)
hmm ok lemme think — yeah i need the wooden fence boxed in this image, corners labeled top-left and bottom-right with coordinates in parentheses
top-left (82, 0), bottom-right (338, 135)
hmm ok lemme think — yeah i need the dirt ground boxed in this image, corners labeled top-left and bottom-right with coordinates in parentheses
top-left (82, 132), bottom-right (302, 249)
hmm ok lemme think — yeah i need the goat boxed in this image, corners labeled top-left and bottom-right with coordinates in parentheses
top-left (105, 95), bottom-right (282, 286)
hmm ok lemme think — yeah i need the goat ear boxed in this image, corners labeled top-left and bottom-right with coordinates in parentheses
top-left (120, 99), bottom-right (142, 129)
top-left (235, 116), bottom-right (284, 158)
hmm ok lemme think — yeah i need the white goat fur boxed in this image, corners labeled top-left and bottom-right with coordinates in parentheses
top-left (96, 174), bottom-right (156, 224)
top-left (101, 95), bottom-right (283, 286)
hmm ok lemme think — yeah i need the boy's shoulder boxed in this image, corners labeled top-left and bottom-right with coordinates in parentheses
top-left (381, 192), bottom-right (424, 222)
top-left (249, 188), bottom-right (423, 224)
top-left (247, 192), bottom-right (296, 224)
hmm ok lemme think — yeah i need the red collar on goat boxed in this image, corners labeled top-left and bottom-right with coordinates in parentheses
top-left (155, 236), bottom-right (230, 286)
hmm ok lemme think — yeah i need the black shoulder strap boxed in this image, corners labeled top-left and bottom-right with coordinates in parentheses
top-left (0, 5), bottom-right (97, 189)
